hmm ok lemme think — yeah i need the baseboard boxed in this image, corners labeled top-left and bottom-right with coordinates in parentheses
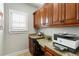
top-left (5, 49), bottom-right (29, 56)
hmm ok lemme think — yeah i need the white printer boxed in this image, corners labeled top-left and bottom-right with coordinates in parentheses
top-left (53, 33), bottom-right (79, 53)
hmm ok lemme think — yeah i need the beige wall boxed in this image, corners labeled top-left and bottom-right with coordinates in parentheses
top-left (4, 3), bottom-right (36, 55)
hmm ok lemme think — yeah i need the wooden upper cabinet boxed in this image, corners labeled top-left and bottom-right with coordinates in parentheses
top-left (65, 3), bottom-right (77, 24)
top-left (33, 3), bottom-right (79, 29)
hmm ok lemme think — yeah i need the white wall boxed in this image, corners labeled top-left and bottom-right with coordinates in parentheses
top-left (4, 3), bottom-right (36, 55)
top-left (0, 3), bottom-right (4, 55)
top-left (40, 27), bottom-right (79, 37)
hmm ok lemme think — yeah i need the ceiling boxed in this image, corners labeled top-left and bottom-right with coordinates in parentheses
top-left (28, 3), bottom-right (44, 8)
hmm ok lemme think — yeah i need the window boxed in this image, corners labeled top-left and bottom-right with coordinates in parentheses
top-left (9, 9), bottom-right (28, 32)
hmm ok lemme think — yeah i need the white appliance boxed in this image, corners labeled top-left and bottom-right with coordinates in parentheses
top-left (53, 33), bottom-right (79, 53)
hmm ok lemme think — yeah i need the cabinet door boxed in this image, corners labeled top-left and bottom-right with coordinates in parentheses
top-left (58, 3), bottom-right (65, 24)
top-left (29, 37), bottom-right (31, 53)
top-left (34, 11), bottom-right (40, 29)
top-left (29, 37), bottom-right (33, 55)
top-left (65, 3), bottom-right (77, 24)
top-left (40, 4), bottom-right (53, 27)
top-left (40, 8), bottom-right (46, 26)
top-left (29, 38), bottom-right (36, 56)
top-left (45, 4), bottom-right (53, 26)
top-left (52, 3), bottom-right (65, 25)
top-left (53, 3), bottom-right (59, 24)
top-left (44, 4), bottom-right (49, 26)
top-left (34, 12), bottom-right (38, 29)
top-left (76, 3), bottom-right (79, 23)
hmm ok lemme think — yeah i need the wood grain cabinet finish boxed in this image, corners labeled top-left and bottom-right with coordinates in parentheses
top-left (52, 3), bottom-right (59, 25)
top-left (76, 3), bottom-right (79, 23)
top-left (44, 46), bottom-right (61, 56)
top-left (34, 11), bottom-right (40, 29)
top-left (45, 51), bottom-right (53, 56)
top-left (40, 7), bottom-right (46, 26)
top-left (58, 3), bottom-right (65, 24)
top-left (52, 3), bottom-right (65, 25)
top-left (44, 4), bottom-right (53, 26)
top-left (39, 4), bottom-right (53, 27)
top-left (65, 3), bottom-right (76, 20)
top-left (65, 3), bottom-right (77, 24)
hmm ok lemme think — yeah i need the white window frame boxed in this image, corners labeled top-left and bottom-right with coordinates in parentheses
top-left (9, 9), bottom-right (28, 33)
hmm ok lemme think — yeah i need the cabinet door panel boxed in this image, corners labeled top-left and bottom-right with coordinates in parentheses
top-left (66, 3), bottom-right (76, 19)
top-left (34, 11), bottom-right (41, 29)
top-left (53, 3), bottom-right (65, 25)
top-left (44, 4), bottom-right (53, 26)
top-left (48, 4), bottom-right (53, 26)
top-left (44, 4), bottom-right (49, 26)
top-left (40, 8), bottom-right (46, 26)
top-left (58, 3), bottom-right (65, 23)
top-left (34, 12), bottom-right (38, 28)
top-left (76, 3), bottom-right (79, 23)
top-left (65, 3), bottom-right (77, 24)
top-left (29, 37), bottom-right (31, 53)
top-left (53, 3), bottom-right (59, 24)
top-left (29, 38), bottom-right (33, 55)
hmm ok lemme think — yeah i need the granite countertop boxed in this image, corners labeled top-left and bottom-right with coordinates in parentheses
top-left (37, 38), bottom-right (79, 56)
top-left (29, 34), bottom-right (79, 56)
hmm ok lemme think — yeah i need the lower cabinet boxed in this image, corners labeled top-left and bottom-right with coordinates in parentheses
top-left (29, 37), bottom-right (44, 56)
top-left (29, 37), bottom-right (61, 56)
top-left (29, 37), bottom-right (34, 55)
